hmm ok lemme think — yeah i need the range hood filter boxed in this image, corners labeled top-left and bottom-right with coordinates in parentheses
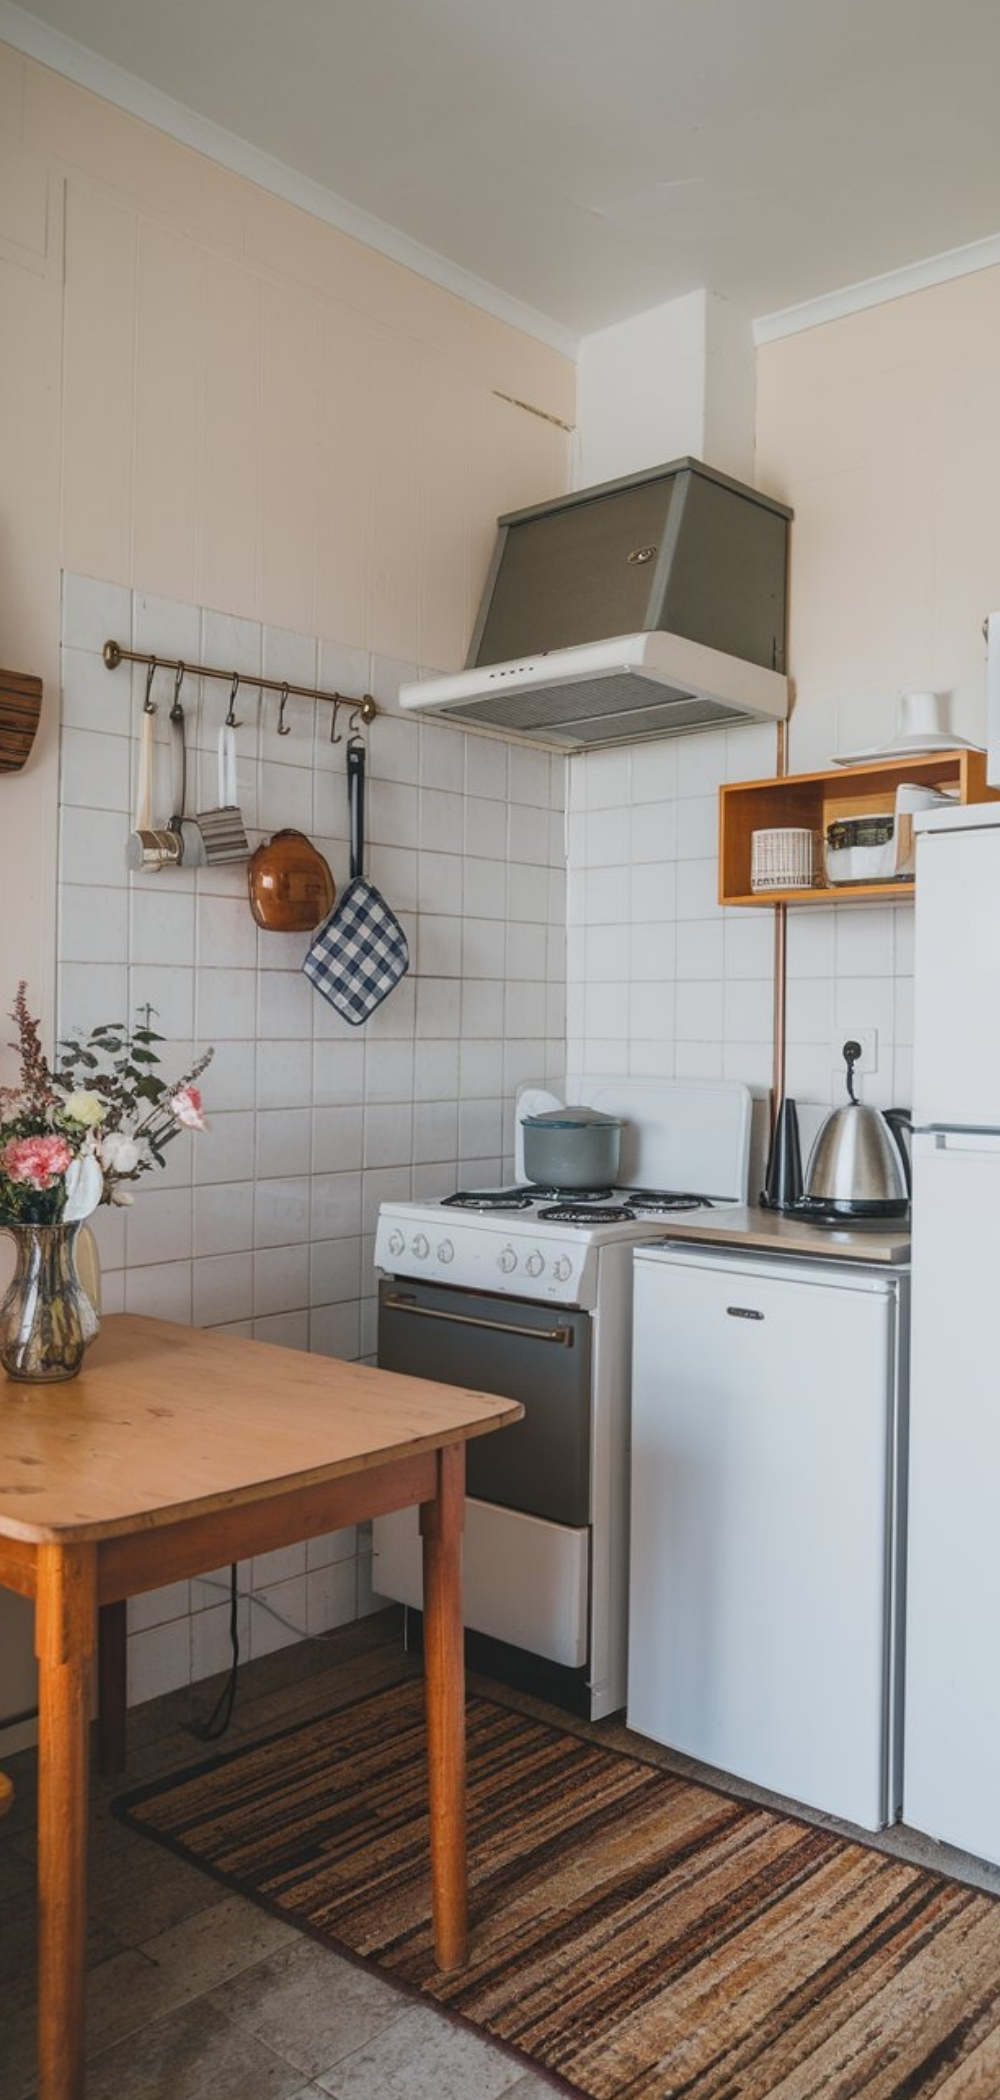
top-left (400, 458), bottom-right (791, 750)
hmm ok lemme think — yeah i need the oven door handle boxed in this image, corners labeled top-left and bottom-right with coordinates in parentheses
top-left (381, 1291), bottom-right (574, 1347)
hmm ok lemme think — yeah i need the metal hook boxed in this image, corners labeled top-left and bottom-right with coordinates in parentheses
top-left (329, 695), bottom-right (343, 745)
top-left (143, 657), bottom-right (158, 714)
top-left (170, 661), bottom-right (186, 722)
top-left (277, 682), bottom-right (292, 737)
top-left (347, 706), bottom-right (369, 741)
top-left (226, 672), bottom-right (241, 730)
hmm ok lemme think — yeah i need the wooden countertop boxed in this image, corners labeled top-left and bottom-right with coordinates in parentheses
top-left (0, 1314), bottom-right (522, 1545)
top-left (637, 1205), bottom-right (910, 1266)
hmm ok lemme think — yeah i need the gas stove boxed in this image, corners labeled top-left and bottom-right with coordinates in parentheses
top-left (374, 1076), bottom-right (752, 1307)
top-left (372, 1076), bottom-right (753, 1719)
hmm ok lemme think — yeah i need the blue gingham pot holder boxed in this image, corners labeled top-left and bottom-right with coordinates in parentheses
top-left (303, 740), bottom-right (410, 1025)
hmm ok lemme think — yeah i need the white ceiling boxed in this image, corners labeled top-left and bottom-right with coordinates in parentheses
top-left (7, 0), bottom-right (1000, 346)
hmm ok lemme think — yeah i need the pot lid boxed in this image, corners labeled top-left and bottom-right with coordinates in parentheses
top-left (521, 1106), bottom-right (622, 1129)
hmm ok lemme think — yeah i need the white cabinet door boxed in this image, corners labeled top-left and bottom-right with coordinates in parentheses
top-left (905, 1134), bottom-right (1000, 1861)
top-left (628, 1250), bottom-right (899, 1829)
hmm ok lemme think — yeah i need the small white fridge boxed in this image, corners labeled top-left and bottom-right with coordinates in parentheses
top-left (904, 801), bottom-right (1000, 1863)
top-left (628, 1242), bottom-right (908, 1831)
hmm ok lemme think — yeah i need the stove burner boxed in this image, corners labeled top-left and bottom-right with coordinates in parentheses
top-left (525, 1184), bottom-right (616, 1202)
top-left (443, 1183), bottom-right (618, 1209)
top-left (537, 1203), bottom-right (638, 1224)
top-left (622, 1188), bottom-right (715, 1214)
top-left (441, 1189), bottom-right (534, 1211)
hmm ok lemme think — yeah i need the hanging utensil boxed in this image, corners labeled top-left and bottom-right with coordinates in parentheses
top-left (302, 738), bottom-right (409, 1023)
top-left (190, 721), bottom-right (250, 864)
top-left (247, 829), bottom-right (336, 931)
top-left (167, 665), bottom-right (206, 868)
top-left (125, 660), bottom-right (181, 872)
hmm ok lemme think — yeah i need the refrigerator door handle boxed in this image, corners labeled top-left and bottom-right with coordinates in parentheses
top-left (913, 1126), bottom-right (1000, 1152)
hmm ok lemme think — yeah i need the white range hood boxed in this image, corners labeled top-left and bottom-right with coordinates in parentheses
top-left (400, 458), bottom-right (791, 752)
top-left (400, 628), bottom-right (788, 751)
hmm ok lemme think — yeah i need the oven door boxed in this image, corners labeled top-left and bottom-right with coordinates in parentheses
top-left (377, 1277), bottom-right (592, 1526)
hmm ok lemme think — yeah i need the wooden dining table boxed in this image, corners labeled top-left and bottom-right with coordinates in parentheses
top-left (0, 1313), bottom-right (523, 2100)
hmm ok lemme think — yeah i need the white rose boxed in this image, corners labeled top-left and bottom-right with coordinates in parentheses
top-left (62, 1090), bottom-right (107, 1128)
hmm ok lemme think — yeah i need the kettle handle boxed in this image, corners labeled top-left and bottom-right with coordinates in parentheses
top-left (885, 1108), bottom-right (912, 1195)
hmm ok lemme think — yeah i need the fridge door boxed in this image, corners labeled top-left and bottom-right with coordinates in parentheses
top-left (905, 1130), bottom-right (1000, 1861)
top-left (914, 822), bottom-right (1000, 1127)
top-left (628, 1248), bottom-right (902, 1830)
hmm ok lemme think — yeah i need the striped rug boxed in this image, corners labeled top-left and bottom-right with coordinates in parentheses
top-left (115, 1678), bottom-right (1000, 2098)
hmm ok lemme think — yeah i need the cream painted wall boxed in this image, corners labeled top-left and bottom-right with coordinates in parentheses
top-left (756, 267), bottom-right (1000, 764)
top-left (0, 38), bottom-right (574, 1036)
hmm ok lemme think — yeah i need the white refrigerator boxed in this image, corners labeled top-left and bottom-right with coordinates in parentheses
top-left (628, 1242), bottom-right (908, 1831)
top-left (904, 800), bottom-right (1000, 1862)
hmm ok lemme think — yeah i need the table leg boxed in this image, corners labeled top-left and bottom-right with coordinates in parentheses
top-left (420, 1441), bottom-right (467, 1970)
top-left (35, 1542), bottom-right (97, 2100)
top-left (97, 1599), bottom-right (128, 1777)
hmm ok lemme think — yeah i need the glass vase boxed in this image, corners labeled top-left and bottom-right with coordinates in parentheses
top-left (0, 1222), bottom-right (101, 1384)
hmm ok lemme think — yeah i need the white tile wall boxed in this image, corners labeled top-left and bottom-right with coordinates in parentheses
top-left (58, 580), bottom-right (917, 1709)
top-left (58, 572), bottom-right (567, 1705)
top-left (566, 715), bottom-right (916, 1121)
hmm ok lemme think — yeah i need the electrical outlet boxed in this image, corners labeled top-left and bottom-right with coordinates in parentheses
top-left (834, 1028), bottom-right (878, 1076)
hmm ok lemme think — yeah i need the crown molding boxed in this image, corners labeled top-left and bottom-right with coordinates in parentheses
top-left (754, 232), bottom-right (1000, 343)
top-left (0, 1), bottom-right (580, 359)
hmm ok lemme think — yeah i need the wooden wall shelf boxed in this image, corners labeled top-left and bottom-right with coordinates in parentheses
top-left (719, 749), bottom-right (998, 906)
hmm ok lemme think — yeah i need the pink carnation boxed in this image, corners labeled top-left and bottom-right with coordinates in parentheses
top-left (3, 1133), bottom-right (74, 1189)
top-left (170, 1085), bottom-right (209, 1132)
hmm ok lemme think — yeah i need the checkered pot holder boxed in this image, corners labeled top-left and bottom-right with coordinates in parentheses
top-left (303, 740), bottom-right (409, 1024)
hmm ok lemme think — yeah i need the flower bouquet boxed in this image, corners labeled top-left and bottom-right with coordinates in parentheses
top-left (0, 985), bottom-right (213, 1380)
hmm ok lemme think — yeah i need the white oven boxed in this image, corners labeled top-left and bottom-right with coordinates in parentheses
top-left (372, 1076), bottom-right (752, 1721)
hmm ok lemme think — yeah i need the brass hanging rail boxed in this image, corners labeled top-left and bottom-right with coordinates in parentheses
top-left (102, 639), bottom-right (378, 733)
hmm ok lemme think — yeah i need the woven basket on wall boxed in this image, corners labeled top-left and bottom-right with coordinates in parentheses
top-left (0, 669), bottom-right (43, 773)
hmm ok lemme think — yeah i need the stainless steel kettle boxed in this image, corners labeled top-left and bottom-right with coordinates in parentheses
top-left (799, 1041), bottom-right (911, 1220)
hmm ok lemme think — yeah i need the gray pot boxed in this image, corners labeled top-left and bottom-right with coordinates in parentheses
top-left (521, 1107), bottom-right (623, 1189)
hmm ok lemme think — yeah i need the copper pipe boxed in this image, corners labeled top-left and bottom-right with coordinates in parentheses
top-left (103, 640), bottom-right (377, 727)
top-left (771, 717), bottom-right (788, 1135)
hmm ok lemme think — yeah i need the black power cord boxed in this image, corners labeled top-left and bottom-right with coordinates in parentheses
top-left (189, 1562), bottom-right (240, 1742)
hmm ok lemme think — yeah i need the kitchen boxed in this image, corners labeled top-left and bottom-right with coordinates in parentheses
top-left (4, 3), bottom-right (1000, 2094)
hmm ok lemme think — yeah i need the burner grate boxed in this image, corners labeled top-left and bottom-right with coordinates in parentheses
top-left (537, 1203), bottom-right (637, 1224)
top-left (525, 1184), bottom-right (616, 1202)
top-left (441, 1189), bottom-right (534, 1211)
top-left (622, 1188), bottom-right (714, 1214)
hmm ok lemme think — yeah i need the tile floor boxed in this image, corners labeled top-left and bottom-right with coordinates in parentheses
top-left (5, 1606), bottom-right (1000, 2100)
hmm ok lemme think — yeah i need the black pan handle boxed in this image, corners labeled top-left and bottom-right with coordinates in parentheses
top-left (347, 739), bottom-right (365, 881)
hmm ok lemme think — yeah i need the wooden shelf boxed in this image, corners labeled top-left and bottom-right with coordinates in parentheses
top-left (719, 749), bottom-right (998, 907)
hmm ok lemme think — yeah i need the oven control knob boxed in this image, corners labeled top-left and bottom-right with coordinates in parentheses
top-left (436, 1239), bottom-right (454, 1265)
top-left (387, 1229), bottom-right (405, 1257)
top-left (552, 1256), bottom-right (573, 1282)
top-left (411, 1233), bottom-right (430, 1260)
top-left (499, 1245), bottom-right (518, 1273)
top-left (525, 1250), bottom-right (544, 1277)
